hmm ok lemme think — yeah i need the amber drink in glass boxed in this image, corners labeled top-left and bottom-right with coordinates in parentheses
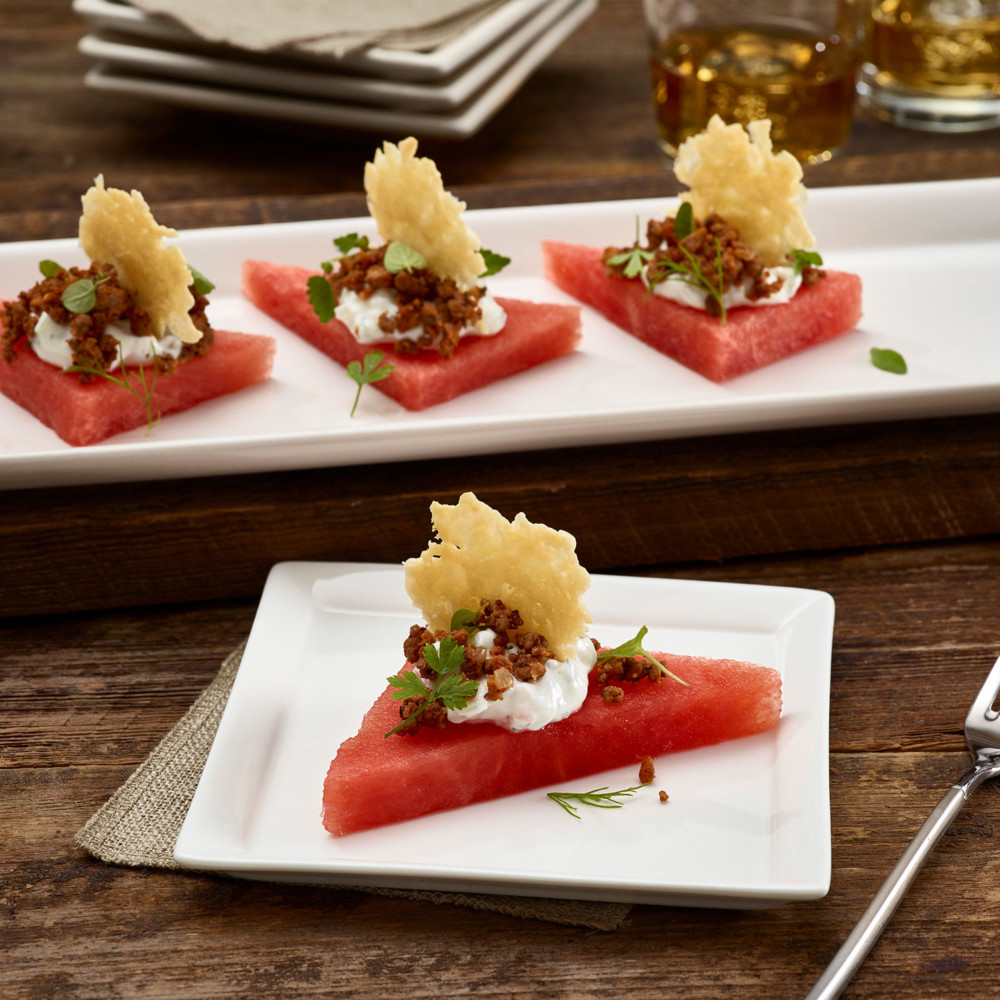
top-left (644, 0), bottom-right (860, 163)
top-left (858, 0), bottom-right (1000, 131)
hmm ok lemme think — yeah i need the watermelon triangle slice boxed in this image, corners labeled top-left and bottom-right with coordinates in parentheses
top-left (322, 652), bottom-right (781, 837)
top-left (0, 319), bottom-right (275, 447)
top-left (542, 240), bottom-right (862, 382)
top-left (242, 259), bottom-right (581, 411)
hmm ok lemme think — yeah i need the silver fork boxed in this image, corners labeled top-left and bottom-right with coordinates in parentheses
top-left (806, 651), bottom-right (1000, 1000)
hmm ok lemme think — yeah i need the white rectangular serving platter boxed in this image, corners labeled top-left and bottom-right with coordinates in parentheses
top-left (173, 562), bottom-right (834, 907)
top-left (71, 0), bottom-right (555, 81)
top-left (77, 0), bottom-right (586, 113)
top-left (2, 178), bottom-right (998, 491)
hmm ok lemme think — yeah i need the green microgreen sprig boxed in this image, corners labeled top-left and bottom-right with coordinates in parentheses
top-left (306, 274), bottom-right (336, 322)
top-left (39, 259), bottom-right (66, 279)
top-left (64, 342), bottom-right (161, 434)
top-left (647, 208), bottom-right (728, 324)
top-left (385, 636), bottom-right (480, 737)
top-left (61, 274), bottom-right (111, 314)
top-left (870, 347), bottom-right (907, 375)
top-left (450, 607), bottom-right (481, 631)
top-left (479, 249), bottom-right (510, 277)
top-left (789, 249), bottom-right (823, 276)
top-left (188, 265), bottom-right (215, 295)
top-left (346, 349), bottom-right (395, 417)
top-left (605, 217), bottom-right (655, 279)
top-left (384, 241), bottom-right (427, 274)
top-left (597, 626), bottom-right (688, 686)
top-left (333, 233), bottom-right (370, 255)
top-left (547, 784), bottom-right (651, 820)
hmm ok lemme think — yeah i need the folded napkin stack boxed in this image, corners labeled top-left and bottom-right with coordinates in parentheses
top-left (72, 0), bottom-right (597, 137)
top-left (129, 0), bottom-right (511, 57)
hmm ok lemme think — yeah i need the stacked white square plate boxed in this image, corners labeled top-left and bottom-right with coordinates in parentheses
top-left (72, 0), bottom-right (597, 137)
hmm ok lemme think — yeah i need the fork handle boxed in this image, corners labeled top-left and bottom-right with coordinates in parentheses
top-left (805, 765), bottom-right (990, 1000)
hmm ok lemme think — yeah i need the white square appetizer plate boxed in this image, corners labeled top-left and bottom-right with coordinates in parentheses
top-left (174, 562), bottom-right (833, 907)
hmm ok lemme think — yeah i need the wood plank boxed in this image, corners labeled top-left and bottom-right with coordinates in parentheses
top-left (2, 1), bottom-right (999, 242)
top-left (3, 411), bottom-right (1000, 616)
top-left (4, 753), bottom-right (1000, 999)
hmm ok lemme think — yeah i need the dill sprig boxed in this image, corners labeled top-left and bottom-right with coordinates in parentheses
top-left (647, 235), bottom-right (728, 324)
top-left (64, 342), bottom-right (161, 435)
top-left (547, 784), bottom-right (650, 820)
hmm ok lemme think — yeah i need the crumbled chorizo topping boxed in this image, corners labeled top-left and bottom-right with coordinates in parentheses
top-left (326, 243), bottom-right (486, 358)
top-left (395, 599), bottom-right (559, 733)
top-left (601, 685), bottom-right (624, 704)
top-left (596, 651), bottom-right (664, 687)
top-left (638, 756), bottom-right (655, 784)
top-left (603, 212), bottom-right (824, 316)
top-left (0, 263), bottom-right (212, 379)
top-left (595, 644), bottom-right (681, 704)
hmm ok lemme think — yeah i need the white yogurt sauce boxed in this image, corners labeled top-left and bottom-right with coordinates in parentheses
top-left (441, 629), bottom-right (597, 733)
top-left (29, 312), bottom-right (184, 370)
top-left (648, 265), bottom-right (802, 310)
top-left (334, 288), bottom-right (506, 346)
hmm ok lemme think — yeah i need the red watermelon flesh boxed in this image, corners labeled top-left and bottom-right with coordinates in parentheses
top-left (0, 318), bottom-right (275, 447)
top-left (542, 241), bottom-right (862, 383)
top-left (322, 652), bottom-right (781, 837)
top-left (242, 259), bottom-right (581, 411)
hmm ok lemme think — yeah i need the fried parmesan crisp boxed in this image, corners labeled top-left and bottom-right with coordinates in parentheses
top-left (79, 175), bottom-right (202, 344)
top-left (404, 492), bottom-right (591, 661)
top-left (364, 137), bottom-right (485, 290)
top-left (674, 115), bottom-right (814, 267)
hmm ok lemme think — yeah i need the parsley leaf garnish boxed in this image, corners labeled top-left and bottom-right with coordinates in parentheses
top-left (597, 626), bottom-right (688, 686)
top-left (333, 232), bottom-right (370, 255)
top-left (39, 259), bottom-right (66, 279)
top-left (64, 342), bottom-right (161, 434)
top-left (385, 635), bottom-right (479, 737)
top-left (307, 274), bottom-right (336, 323)
top-left (789, 249), bottom-right (823, 276)
top-left (606, 217), bottom-right (655, 279)
top-left (346, 349), bottom-right (395, 416)
top-left (479, 249), bottom-right (510, 277)
top-left (547, 784), bottom-right (650, 820)
top-left (870, 347), bottom-right (907, 374)
top-left (188, 265), bottom-right (215, 295)
top-left (384, 241), bottom-right (427, 274)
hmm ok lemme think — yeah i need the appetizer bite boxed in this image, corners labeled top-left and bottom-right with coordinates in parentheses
top-left (322, 493), bottom-right (782, 837)
top-left (0, 177), bottom-right (275, 447)
top-left (243, 137), bottom-right (581, 413)
top-left (543, 115), bottom-right (862, 382)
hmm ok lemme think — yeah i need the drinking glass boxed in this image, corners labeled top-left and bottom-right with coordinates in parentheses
top-left (643, 0), bottom-right (861, 163)
top-left (858, 0), bottom-right (1000, 131)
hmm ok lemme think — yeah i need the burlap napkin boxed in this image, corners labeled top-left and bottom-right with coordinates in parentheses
top-left (76, 642), bottom-right (631, 931)
top-left (129, 0), bottom-right (511, 57)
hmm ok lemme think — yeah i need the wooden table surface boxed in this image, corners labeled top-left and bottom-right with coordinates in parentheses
top-left (3, 2), bottom-right (1000, 998)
